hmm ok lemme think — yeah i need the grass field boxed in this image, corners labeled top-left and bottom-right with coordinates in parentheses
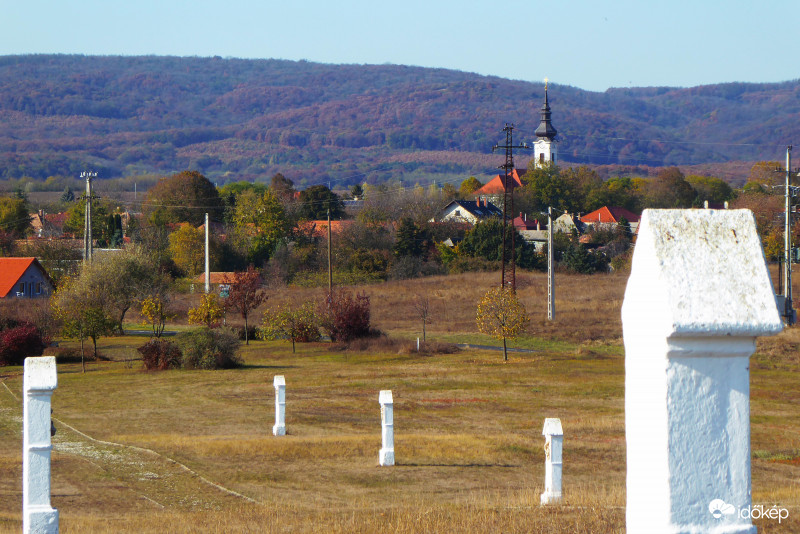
top-left (0, 270), bottom-right (799, 533)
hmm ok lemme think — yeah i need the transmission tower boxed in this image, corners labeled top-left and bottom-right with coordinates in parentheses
top-left (492, 124), bottom-right (529, 292)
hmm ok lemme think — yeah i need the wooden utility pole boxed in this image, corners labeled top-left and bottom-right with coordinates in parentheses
top-left (492, 124), bottom-right (528, 292)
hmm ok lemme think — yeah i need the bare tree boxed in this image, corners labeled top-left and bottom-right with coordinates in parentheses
top-left (413, 294), bottom-right (432, 343)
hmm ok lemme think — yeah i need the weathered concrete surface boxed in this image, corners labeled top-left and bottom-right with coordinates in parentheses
top-left (23, 356), bottom-right (59, 534)
top-left (622, 209), bottom-right (782, 534)
top-left (540, 418), bottom-right (563, 505)
top-left (378, 390), bottom-right (394, 466)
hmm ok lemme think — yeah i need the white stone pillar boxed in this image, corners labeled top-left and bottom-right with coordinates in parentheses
top-left (378, 390), bottom-right (394, 466)
top-left (272, 375), bottom-right (286, 436)
top-left (23, 356), bottom-right (59, 534)
top-left (540, 418), bottom-right (563, 505)
top-left (622, 209), bottom-right (782, 534)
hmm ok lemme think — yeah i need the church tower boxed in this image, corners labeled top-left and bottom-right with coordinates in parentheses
top-left (533, 82), bottom-right (558, 167)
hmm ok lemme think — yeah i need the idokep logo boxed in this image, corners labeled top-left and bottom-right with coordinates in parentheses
top-left (708, 499), bottom-right (736, 519)
top-left (708, 499), bottom-right (790, 524)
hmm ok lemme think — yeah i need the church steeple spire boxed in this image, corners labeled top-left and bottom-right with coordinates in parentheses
top-left (533, 81), bottom-right (558, 167)
top-left (535, 83), bottom-right (558, 140)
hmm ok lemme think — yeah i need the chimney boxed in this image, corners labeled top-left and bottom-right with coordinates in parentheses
top-left (536, 220), bottom-right (540, 231)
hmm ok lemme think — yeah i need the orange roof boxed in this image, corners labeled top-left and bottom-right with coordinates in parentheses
top-left (193, 272), bottom-right (239, 285)
top-left (0, 257), bottom-right (38, 297)
top-left (580, 206), bottom-right (640, 225)
top-left (297, 220), bottom-right (352, 238)
top-left (472, 169), bottom-right (524, 196)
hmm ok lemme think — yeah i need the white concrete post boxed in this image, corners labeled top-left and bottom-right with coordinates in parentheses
top-left (378, 390), bottom-right (394, 466)
top-left (540, 418), bottom-right (563, 505)
top-left (272, 375), bottom-right (286, 436)
top-left (23, 356), bottom-right (59, 534)
top-left (622, 209), bottom-right (783, 534)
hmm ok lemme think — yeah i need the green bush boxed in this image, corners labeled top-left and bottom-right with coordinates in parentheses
top-left (174, 327), bottom-right (242, 369)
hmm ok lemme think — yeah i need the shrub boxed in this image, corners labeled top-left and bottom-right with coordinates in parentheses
top-left (561, 244), bottom-right (610, 274)
top-left (174, 327), bottom-right (242, 369)
top-left (0, 322), bottom-right (47, 366)
top-left (318, 288), bottom-right (373, 342)
top-left (235, 325), bottom-right (259, 342)
top-left (138, 339), bottom-right (182, 370)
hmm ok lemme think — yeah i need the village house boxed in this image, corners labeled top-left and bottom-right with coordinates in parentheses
top-left (512, 213), bottom-right (549, 251)
top-left (580, 206), bottom-right (640, 233)
top-left (0, 257), bottom-right (55, 299)
top-left (471, 169), bottom-right (525, 206)
top-left (431, 199), bottom-right (502, 225)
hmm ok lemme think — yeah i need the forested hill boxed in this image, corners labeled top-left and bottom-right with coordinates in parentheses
top-left (1, 54), bottom-right (798, 188)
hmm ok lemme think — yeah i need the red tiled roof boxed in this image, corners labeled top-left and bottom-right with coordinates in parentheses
top-left (297, 220), bottom-right (353, 238)
top-left (580, 206), bottom-right (640, 225)
top-left (0, 257), bottom-right (36, 297)
top-left (194, 272), bottom-right (238, 285)
top-left (472, 169), bottom-right (524, 196)
top-left (513, 214), bottom-right (540, 230)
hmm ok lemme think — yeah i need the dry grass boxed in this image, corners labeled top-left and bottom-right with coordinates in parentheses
top-left (1, 269), bottom-right (799, 532)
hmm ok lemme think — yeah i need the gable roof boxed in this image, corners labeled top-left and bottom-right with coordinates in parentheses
top-left (443, 199), bottom-right (503, 219)
top-left (580, 206), bottom-right (640, 225)
top-left (472, 169), bottom-right (525, 196)
top-left (0, 257), bottom-right (49, 297)
top-left (513, 214), bottom-right (540, 230)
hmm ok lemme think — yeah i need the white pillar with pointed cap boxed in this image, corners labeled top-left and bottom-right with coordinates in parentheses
top-left (540, 417), bottom-right (563, 505)
top-left (272, 375), bottom-right (286, 436)
top-left (378, 390), bottom-right (394, 466)
top-left (23, 356), bottom-right (59, 534)
top-left (622, 209), bottom-right (782, 533)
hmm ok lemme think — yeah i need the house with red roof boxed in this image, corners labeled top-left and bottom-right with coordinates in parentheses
top-left (296, 220), bottom-right (353, 239)
top-left (472, 169), bottom-right (526, 205)
top-left (580, 206), bottom-right (640, 232)
top-left (0, 257), bottom-right (55, 299)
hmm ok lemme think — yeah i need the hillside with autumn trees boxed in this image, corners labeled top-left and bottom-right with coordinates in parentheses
top-left (1, 54), bottom-right (799, 187)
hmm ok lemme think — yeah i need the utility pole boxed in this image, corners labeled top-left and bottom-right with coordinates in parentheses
top-left (783, 146), bottom-right (796, 324)
top-left (81, 171), bottom-right (97, 262)
top-left (547, 206), bottom-right (555, 320)
top-left (204, 212), bottom-right (210, 294)
top-left (327, 205), bottom-right (333, 295)
top-left (492, 124), bottom-right (529, 292)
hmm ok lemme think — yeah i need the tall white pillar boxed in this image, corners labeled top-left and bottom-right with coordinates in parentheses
top-left (23, 357), bottom-right (59, 534)
top-left (622, 209), bottom-right (782, 533)
top-left (204, 212), bottom-right (210, 295)
top-left (272, 375), bottom-right (285, 436)
top-left (378, 390), bottom-right (394, 466)
top-left (540, 418), bottom-right (563, 505)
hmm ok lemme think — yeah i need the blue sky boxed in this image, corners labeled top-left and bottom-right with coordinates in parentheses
top-left (3, 0), bottom-right (799, 92)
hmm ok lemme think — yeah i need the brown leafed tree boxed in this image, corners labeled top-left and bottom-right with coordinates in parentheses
top-left (223, 265), bottom-right (267, 344)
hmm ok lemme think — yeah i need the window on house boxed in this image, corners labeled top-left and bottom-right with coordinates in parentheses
top-left (552, 154), bottom-right (556, 163)
top-left (539, 153), bottom-right (545, 163)
top-left (36, 282), bottom-right (42, 294)
top-left (18, 282), bottom-right (24, 294)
